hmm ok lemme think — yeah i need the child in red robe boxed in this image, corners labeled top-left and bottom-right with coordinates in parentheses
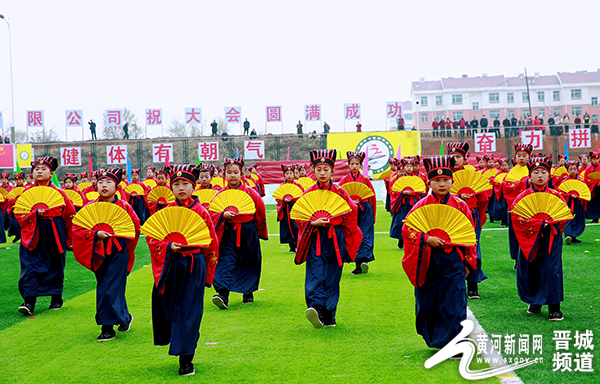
top-left (148, 164), bottom-right (219, 376)
top-left (73, 168), bottom-right (140, 340)
top-left (401, 155), bottom-right (477, 348)
top-left (276, 164), bottom-right (304, 253)
top-left (295, 149), bottom-right (362, 328)
top-left (17, 157), bottom-right (76, 315)
top-left (211, 156), bottom-right (268, 309)
top-left (512, 157), bottom-right (569, 321)
top-left (339, 151), bottom-right (377, 274)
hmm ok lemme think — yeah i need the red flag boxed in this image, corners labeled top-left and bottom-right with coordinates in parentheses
top-left (0, 144), bottom-right (14, 168)
top-left (88, 152), bottom-right (93, 177)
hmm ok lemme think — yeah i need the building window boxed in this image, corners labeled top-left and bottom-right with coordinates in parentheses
top-left (553, 108), bottom-right (561, 116)
top-left (553, 91), bottom-right (560, 101)
top-left (489, 93), bottom-right (499, 103)
top-left (571, 89), bottom-right (582, 99)
top-left (537, 91), bottom-right (545, 102)
top-left (421, 113), bottom-right (429, 123)
top-left (508, 110), bottom-right (516, 118)
top-left (592, 97), bottom-right (598, 106)
top-left (420, 96), bottom-right (428, 106)
top-left (435, 113), bottom-right (444, 121)
top-left (593, 115), bottom-right (598, 122)
top-left (403, 113), bottom-right (412, 122)
top-left (472, 102), bottom-right (479, 111)
top-left (523, 110), bottom-right (531, 117)
top-left (490, 110), bottom-right (500, 119)
top-left (435, 95), bottom-right (443, 106)
top-left (538, 109), bottom-right (545, 117)
top-left (572, 107), bottom-right (582, 117)
top-left (507, 93), bottom-right (514, 103)
top-left (453, 111), bottom-right (463, 120)
top-left (522, 92), bottom-right (529, 102)
top-left (452, 94), bottom-right (463, 104)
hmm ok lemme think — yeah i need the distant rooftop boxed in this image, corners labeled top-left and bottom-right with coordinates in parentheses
top-left (412, 69), bottom-right (600, 92)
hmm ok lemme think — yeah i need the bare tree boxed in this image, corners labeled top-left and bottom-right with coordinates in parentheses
top-left (167, 119), bottom-right (203, 137)
top-left (28, 128), bottom-right (60, 143)
top-left (102, 108), bottom-right (144, 139)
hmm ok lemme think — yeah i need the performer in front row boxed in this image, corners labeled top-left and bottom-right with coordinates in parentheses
top-left (401, 155), bottom-right (477, 348)
top-left (295, 149), bottom-right (362, 328)
top-left (148, 164), bottom-right (219, 376)
top-left (17, 157), bottom-right (76, 316)
top-left (276, 164), bottom-right (304, 253)
top-left (211, 156), bottom-right (268, 309)
top-left (73, 168), bottom-right (140, 341)
top-left (512, 157), bottom-right (568, 321)
top-left (339, 151), bottom-right (376, 274)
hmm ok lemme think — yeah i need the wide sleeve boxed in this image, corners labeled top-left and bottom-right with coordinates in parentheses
top-left (72, 223), bottom-right (107, 272)
top-left (16, 210), bottom-right (41, 250)
top-left (146, 236), bottom-right (173, 293)
top-left (197, 206), bottom-right (219, 285)
top-left (337, 187), bottom-right (363, 259)
top-left (123, 202), bottom-right (141, 272)
top-left (401, 211), bottom-right (432, 287)
top-left (250, 188), bottom-right (268, 240)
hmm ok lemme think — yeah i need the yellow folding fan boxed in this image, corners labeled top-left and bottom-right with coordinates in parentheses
top-left (464, 164), bottom-right (476, 171)
top-left (141, 206), bottom-right (212, 247)
top-left (250, 173), bottom-right (259, 181)
top-left (78, 181), bottom-right (92, 190)
top-left (119, 181), bottom-right (128, 189)
top-left (14, 186), bottom-right (66, 215)
top-left (450, 170), bottom-right (492, 196)
top-left (558, 179), bottom-right (591, 201)
top-left (0, 193), bottom-right (4, 203)
top-left (211, 177), bottom-right (225, 187)
top-left (482, 169), bottom-right (498, 179)
top-left (505, 165), bottom-right (529, 182)
top-left (404, 204), bottom-right (477, 247)
top-left (209, 189), bottom-right (256, 215)
top-left (73, 202), bottom-right (136, 238)
top-left (290, 190), bottom-right (352, 221)
top-left (493, 173), bottom-right (508, 184)
top-left (579, 170), bottom-right (586, 179)
top-left (297, 177), bottom-right (316, 190)
top-left (587, 172), bottom-right (600, 180)
top-left (391, 176), bottom-right (426, 194)
top-left (193, 189), bottom-right (218, 205)
top-left (0, 188), bottom-right (7, 196)
top-left (64, 189), bottom-right (84, 207)
top-left (272, 184), bottom-right (303, 200)
top-left (7, 186), bottom-right (24, 199)
top-left (147, 186), bottom-right (175, 204)
top-left (512, 193), bottom-right (573, 223)
top-left (125, 183), bottom-right (145, 196)
top-left (245, 178), bottom-right (257, 188)
top-left (86, 191), bottom-right (100, 201)
top-left (143, 179), bottom-right (158, 188)
top-left (341, 182), bottom-right (375, 201)
top-left (379, 170), bottom-right (393, 179)
top-left (553, 166), bottom-right (567, 177)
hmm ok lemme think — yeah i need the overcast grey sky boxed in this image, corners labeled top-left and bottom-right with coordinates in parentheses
top-left (0, 0), bottom-right (599, 140)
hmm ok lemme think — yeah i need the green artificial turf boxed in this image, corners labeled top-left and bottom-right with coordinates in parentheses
top-left (0, 204), bottom-right (597, 383)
